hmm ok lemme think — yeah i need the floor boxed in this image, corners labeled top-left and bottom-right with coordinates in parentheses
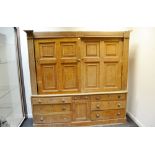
top-left (21, 115), bottom-right (138, 127)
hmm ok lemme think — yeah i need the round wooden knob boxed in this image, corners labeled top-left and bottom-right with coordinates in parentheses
top-left (96, 104), bottom-right (100, 108)
top-left (118, 95), bottom-right (121, 99)
top-left (96, 96), bottom-right (100, 100)
top-left (85, 96), bottom-right (88, 99)
top-left (117, 112), bottom-right (121, 116)
top-left (38, 99), bottom-right (42, 103)
top-left (74, 97), bottom-right (77, 100)
top-left (96, 113), bottom-right (100, 118)
top-left (62, 106), bottom-right (66, 111)
top-left (62, 99), bottom-right (65, 103)
top-left (40, 116), bottom-right (44, 121)
top-left (118, 103), bottom-right (121, 107)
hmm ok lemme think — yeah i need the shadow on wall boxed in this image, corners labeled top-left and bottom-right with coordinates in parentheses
top-left (127, 42), bottom-right (138, 115)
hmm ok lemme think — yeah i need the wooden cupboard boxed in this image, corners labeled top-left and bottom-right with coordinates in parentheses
top-left (26, 31), bottom-right (129, 126)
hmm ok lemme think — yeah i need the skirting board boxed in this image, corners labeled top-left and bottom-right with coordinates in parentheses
top-left (127, 111), bottom-right (144, 127)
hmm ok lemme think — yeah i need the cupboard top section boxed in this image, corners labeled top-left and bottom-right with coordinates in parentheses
top-left (25, 31), bottom-right (130, 39)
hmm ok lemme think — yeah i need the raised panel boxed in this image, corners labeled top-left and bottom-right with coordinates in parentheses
top-left (40, 42), bottom-right (55, 58)
top-left (74, 102), bottom-right (88, 121)
top-left (104, 41), bottom-right (120, 57)
top-left (61, 43), bottom-right (76, 57)
top-left (85, 42), bottom-right (100, 57)
top-left (103, 63), bottom-right (121, 90)
top-left (62, 64), bottom-right (78, 90)
top-left (84, 63), bottom-right (100, 90)
top-left (42, 65), bottom-right (57, 90)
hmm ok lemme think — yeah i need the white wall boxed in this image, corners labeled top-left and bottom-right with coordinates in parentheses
top-left (127, 28), bottom-right (155, 126)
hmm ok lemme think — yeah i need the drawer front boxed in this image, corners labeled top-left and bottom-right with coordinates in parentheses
top-left (32, 98), bottom-right (48, 104)
top-left (72, 95), bottom-right (90, 101)
top-left (109, 94), bottom-right (126, 100)
top-left (33, 104), bottom-right (71, 114)
top-left (91, 101), bottom-right (126, 110)
top-left (33, 114), bottom-right (71, 124)
top-left (91, 95), bottom-right (109, 101)
top-left (32, 96), bottom-right (72, 104)
top-left (91, 94), bottom-right (126, 101)
top-left (91, 109), bottom-right (126, 121)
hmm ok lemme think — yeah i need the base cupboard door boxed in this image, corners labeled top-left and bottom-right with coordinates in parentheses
top-left (73, 96), bottom-right (90, 121)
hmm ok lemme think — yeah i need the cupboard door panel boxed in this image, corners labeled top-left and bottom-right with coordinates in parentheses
top-left (85, 63), bottom-right (100, 89)
top-left (103, 63), bottom-right (121, 90)
top-left (61, 64), bottom-right (78, 90)
top-left (59, 39), bottom-right (80, 92)
top-left (103, 41), bottom-right (123, 91)
top-left (35, 40), bottom-right (59, 94)
top-left (42, 65), bottom-right (57, 90)
top-left (82, 41), bottom-right (102, 92)
top-left (39, 42), bottom-right (55, 57)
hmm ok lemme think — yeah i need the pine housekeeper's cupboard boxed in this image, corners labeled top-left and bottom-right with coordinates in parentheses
top-left (25, 31), bottom-right (129, 126)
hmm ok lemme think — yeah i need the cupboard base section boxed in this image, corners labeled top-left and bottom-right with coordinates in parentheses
top-left (31, 92), bottom-right (127, 127)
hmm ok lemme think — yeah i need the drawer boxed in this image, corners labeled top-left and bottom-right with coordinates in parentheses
top-left (72, 95), bottom-right (90, 101)
top-left (32, 96), bottom-right (72, 104)
top-left (33, 114), bottom-right (71, 124)
top-left (32, 97), bottom-right (48, 104)
top-left (91, 109), bottom-right (126, 121)
top-left (91, 95), bottom-right (109, 101)
top-left (91, 100), bottom-right (126, 111)
top-left (109, 94), bottom-right (126, 100)
top-left (33, 104), bottom-right (71, 114)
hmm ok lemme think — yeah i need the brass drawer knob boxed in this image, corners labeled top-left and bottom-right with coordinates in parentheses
top-left (40, 116), bottom-right (44, 121)
top-left (96, 104), bottom-right (100, 108)
top-left (96, 113), bottom-right (100, 118)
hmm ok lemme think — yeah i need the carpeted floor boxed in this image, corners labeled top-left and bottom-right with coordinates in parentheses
top-left (21, 115), bottom-right (138, 127)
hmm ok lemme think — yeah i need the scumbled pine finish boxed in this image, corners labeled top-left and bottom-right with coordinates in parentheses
top-left (25, 31), bottom-right (129, 126)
